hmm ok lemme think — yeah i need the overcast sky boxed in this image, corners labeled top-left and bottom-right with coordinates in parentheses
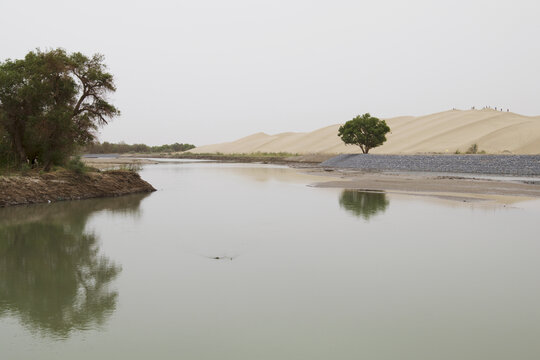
top-left (2, 0), bottom-right (539, 146)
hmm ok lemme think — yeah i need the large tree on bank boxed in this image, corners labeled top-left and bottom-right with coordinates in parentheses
top-left (337, 113), bottom-right (390, 154)
top-left (0, 49), bottom-right (119, 169)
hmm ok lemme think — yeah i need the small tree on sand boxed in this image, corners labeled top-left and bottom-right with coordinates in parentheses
top-left (337, 113), bottom-right (390, 154)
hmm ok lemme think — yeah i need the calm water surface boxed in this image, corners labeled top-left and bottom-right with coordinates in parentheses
top-left (1, 163), bottom-right (539, 359)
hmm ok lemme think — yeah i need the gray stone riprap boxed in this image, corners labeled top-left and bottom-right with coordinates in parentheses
top-left (320, 154), bottom-right (540, 176)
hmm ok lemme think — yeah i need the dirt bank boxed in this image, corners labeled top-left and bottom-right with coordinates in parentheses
top-left (0, 170), bottom-right (156, 207)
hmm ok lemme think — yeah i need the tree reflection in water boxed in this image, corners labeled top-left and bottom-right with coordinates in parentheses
top-left (0, 194), bottom-right (148, 339)
top-left (338, 190), bottom-right (389, 220)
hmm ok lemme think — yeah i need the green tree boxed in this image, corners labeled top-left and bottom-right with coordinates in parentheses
top-left (337, 113), bottom-right (390, 154)
top-left (0, 49), bottom-right (119, 170)
top-left (0, 126), bottom-right (14, 170)
top-left (0, 51), bottom-right (59, 164)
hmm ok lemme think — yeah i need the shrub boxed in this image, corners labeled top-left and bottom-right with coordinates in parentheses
top-left (466, 144), bottom-right (479, 154)
top-left (66, 156), bottom-right (87, 174)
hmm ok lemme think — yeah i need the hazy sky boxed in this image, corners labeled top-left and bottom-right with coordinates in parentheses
top-left (2, 0), bottom-right (539, 146)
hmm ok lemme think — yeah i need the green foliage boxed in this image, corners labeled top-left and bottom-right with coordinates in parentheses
top-left (338, 113), bottom-right (390, 154)
top-left (0, 128), bottom-right (16, 173)
top-left (210, 152), bottom-right (297, 157)
top-left (464, 143), bottom-right (486, 154)
top-left (237, 152), bottom-right (298, 157)
top-left (455, 145), bottom-right (488, 155)
top-left (65, 156), bottom-right (87, 174)
top-left (115, 163), bottom-right (143, 173)
top-left (84, 141), bottom-right (195, 154)
top-left (0, 49), bottom-right (119, 171)
top-left (182, 152), bottom-right (298, 158)
top-left (20, 162), bottom-right (31, 176)
top-left (466, 143), bottom-right (479, 154)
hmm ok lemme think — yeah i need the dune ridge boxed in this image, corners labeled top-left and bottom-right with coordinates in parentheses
top-left (190, 109), bottom-right (540, 154)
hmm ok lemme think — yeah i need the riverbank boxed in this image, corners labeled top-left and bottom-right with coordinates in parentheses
top-left (305, 168), bottom-right (540, 204)
top-left (0, 170), bottom-right (156, 207)
top-left (118, 152), bottom-right (334, 164)
top-left (310, 153), bottom-right (540, 203)
top-left (80, 153), bottom-right (540, 204)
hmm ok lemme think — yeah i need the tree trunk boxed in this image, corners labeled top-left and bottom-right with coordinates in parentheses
top-left (44, 159), bottom-right (52, 172)
top-left (5, 117), bottom-right (27, 165)
top-left (11, 127), bottom-right (27, 165)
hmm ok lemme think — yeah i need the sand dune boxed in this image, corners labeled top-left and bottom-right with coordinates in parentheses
top-left (190, 109), bottom-right (540, 154)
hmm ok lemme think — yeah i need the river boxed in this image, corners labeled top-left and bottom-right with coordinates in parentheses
top-left (1, 162), bottom-right (539, 359)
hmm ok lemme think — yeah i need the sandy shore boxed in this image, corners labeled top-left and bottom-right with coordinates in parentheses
top-left (82, 155), bottom-right (540, 204)
top-left (304, 168), bottom-right (540, 204)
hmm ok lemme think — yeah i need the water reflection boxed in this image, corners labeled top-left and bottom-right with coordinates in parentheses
top-left (338, 190), bottom-right (389, 220)
top-left (0, 194), bottom-right (147, 339)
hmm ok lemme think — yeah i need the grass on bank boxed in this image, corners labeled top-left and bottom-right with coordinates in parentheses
top-left (454, 144), bottom-right (487, 154)
top-left (84, 141), bottom-right (195, 154)
top-left (180, 151), bottom-right (300, 158)
top-left (0, 155), bottom-right (142, 177)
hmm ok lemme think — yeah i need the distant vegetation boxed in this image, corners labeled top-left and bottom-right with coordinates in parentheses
top-left (0, 49), bottom-right (119, 172)
top-left (176, 152), bottom-right (301, 162)
top-left (466, 143), bottom-right (487, 154)
top-left (84, 141), bottom-right (195, 154)
top-left (454, 143), bottom-right (486, 155)
top-left (186, 151), bottom-right (298, 157)
top-left (338, 113), bottom-right (390, 154)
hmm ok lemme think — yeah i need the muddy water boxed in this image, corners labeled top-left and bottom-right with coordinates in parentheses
top-left (1, 163), bottom-right (539, 359)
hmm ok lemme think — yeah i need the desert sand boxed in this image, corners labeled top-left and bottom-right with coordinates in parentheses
top-left (189, 109), bottom-right (540, 155)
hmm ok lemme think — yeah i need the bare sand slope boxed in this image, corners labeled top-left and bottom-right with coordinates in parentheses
top-left (190, 109), bottom-right (540, 154)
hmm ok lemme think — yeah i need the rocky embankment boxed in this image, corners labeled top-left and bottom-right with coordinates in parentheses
top-left (321, 154), bottom-right (540, 176)
top-left (0, 170), bottom-right (156, 207)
